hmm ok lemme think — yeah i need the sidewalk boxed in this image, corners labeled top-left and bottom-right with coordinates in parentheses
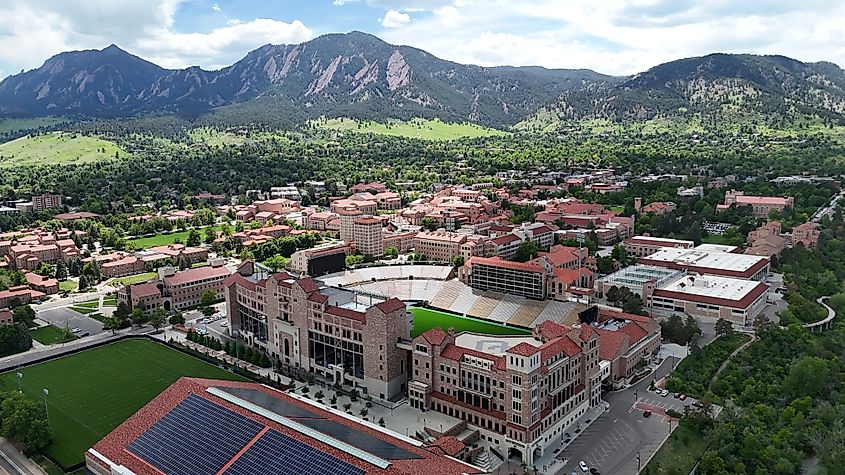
top-left (0, 438), bottom-right (46, 475)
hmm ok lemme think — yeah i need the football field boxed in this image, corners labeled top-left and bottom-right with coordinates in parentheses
top-left (0, 339), bottom-right (245, 468)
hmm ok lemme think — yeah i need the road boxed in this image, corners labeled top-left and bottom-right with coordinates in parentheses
top-left (555, 358), bottom-right (694, 475)
top-left (812, 188), bottom-right (845, 223)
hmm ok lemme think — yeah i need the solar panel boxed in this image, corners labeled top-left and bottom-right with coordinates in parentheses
top-left (224, 428), bottom-right (365, 475)
top-left (128, 394), bottom-right (263, 475)
top-left (217, 386), bottom-right (322, 418)
top-left (298, 419), bottom-right (422, 460)
top-left (213, 387), bottom-right (421, 460)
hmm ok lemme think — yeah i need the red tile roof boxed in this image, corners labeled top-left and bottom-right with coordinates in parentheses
top-left (466, 256), bottom-right (544, 274)
top-left (421, 328), bottom-right (448, 346)
top-left (132, 283), bottom-right (161, 299)
top-left (440, 343), bottom-right (507, 371)
top-left (507, 342), bottom-right (540, 356)
top-left (164, 266), bottom-right (231, 286)
top-left (325, 305), bottom-right (367, 323)
top-left (373, 298), bottom-right (406, 314)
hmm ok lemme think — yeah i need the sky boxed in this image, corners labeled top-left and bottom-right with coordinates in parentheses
top-left (1, 0), bottom-right (844, 79)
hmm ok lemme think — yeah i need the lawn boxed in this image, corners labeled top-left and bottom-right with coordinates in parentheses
top-left (108, 271), bottom-right (158, 286)
top-left (317, 117), bottom-right (508, 140)
top-left (0, 117), bottom-right (66, 135)
top-left (0, 339), bottom-right (245, 468)
top-left (58, 280), bottom-right (77, 293)
top-left (68, 306), bottom-right (96, 315)
top-left (127, 226), bottom-right (218, 249)
top-left (644, 422), bottom-right (708, 475)
top-left (189, 127), bottom-right (245, 147)
top-left (30, 326), bottom-right (77, 345)
top-left (0, 131), bottom-right (125, 168)
top-left (76, 300), bottom-right (99, 309)
top-left (409, 307), bottom-right (532, 338)
top-left (102, 297), bottom-right (117, 307)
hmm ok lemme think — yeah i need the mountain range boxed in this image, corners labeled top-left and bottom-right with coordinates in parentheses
top-left (1, 31), bottom-right (845, 129)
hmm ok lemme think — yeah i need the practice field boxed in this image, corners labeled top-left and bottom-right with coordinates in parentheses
top-left (0, 131), bottom-right (125, 168)
top-left (409, 307), bottom-right (531, 338)
top-left (0, 339), bottom-right (245, 468)
top-left (108, 271), bottom-right (158, 286)
top-left (127, 226), bottom-right (218, 249)
top-left (30, 326), bottom-right (76, 345)
top-left (317, 117), bottom-right (508, 140)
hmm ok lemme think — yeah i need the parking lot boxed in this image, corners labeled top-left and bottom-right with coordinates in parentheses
top-left (37, 307), bottom-right (103, 337)
top-left (555, 359), bottom-right (698, 475)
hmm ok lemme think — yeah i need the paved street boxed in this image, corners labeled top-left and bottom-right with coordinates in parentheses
top-left (555, 358), bottom-right (694, 475)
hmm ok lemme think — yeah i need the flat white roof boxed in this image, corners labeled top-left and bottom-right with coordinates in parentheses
top-left (659, 274), bottom-right (762, 301)
top-left (627, 235), bottom-right (694, 246)
top-left (644, 248), bottom-right (764, 272)
top-left (456, 333), bottom-right (539, 355)
top-left (694, 243), bottom-right (740, 253)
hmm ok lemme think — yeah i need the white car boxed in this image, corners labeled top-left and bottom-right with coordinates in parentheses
top-left (660, 389), bottom-right (669, 397)
top-left (71, 327), bottom-right (82, 333)
top-left (220, 321), bottom-right (228, 327)
top-left (579, 461), bottom-right (589, 472)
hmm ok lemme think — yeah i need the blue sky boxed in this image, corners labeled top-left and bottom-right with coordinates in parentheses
top-left (0, 0), bottom-right (843, 78)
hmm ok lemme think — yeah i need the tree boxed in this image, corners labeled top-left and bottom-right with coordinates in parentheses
top-left (131, 308), bottom-right (148, 327)
top-left (715, 318), bottom-right (734, 337)
top-left (622, 295), bottom-right (645, 315)
top-left (0, 391), bottom-right (53, 450)
top-left (11, 306), bottom-right (35, 327)
top-left (0, 324), bottom-right (32, 357)
top-left (102, 315), bottom-right (122, 334)
top-left (169, 312), bottom-right (185, 325)
top-left (343, 403), bottom-right (352, 413)
top-left (383, 247), bottom-right (399, 258)
top-left (186, 229), bottom-right (201, 247)
top-left (54, 261), bottom-right (68, 281)
top-left (263, 255), bottom-right (289, 272)
top-left (148, 309), bottom-right (167, 331)
top-left (114, 302), bottom-right (130, 321)
top-left (513, 241), bottom-right (539, 263)
top-left (200, 290), bottom-right (218, 308)
top-left (785, 356), bottom-right (831, 399)
top-left (359, 407), bottom-right (368, 419)
top-left (421, 217), bottom-right (437, 231)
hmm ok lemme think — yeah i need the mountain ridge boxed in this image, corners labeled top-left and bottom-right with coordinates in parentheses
top-left (1, 33), bottom-right (844, 129)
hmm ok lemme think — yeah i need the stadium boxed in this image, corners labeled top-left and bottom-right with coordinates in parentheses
top-left (317, 264), bottom-right (586, 329)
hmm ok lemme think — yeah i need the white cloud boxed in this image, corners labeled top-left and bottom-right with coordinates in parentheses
top-left (377, 0), bottom-right (845, 75)
top-left (0, 0), bottom-right (313, 77)
top-left (212, 3), bottom-right (221, 12)
top-left (380, 10), bottom-right (411, 28)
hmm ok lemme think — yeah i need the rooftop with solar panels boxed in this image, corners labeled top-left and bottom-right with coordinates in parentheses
top-left (85, 378), bottom-right (482, 475)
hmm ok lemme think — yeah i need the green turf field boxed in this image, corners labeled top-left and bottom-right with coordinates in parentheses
top-left (58, 280), bottom-right (77, 293)
top-left (127, 226), bottom-right (218, 249)
top-left (0, 339), bottom-right (245, 468)
top-left (409, 307), bottom-right (531, 338)
top-left (108, 271), bottom-right (158, 286)
top-left (317, 117), bottom-right (508, 140)
top-left (0, 131), bottom-right (125, 168)
top-left (30, 326), bottom-right (76, 345)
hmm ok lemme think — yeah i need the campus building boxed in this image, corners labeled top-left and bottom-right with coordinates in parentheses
top-left (593, 309), bottom-right (661, 387)
top-left (461, 256), bottom-right (550, 300)
top-left (408, 320), bottom-right (601, 466)
top-left (623, 235), bottom-right (694, 258)
top-left (31, 193), bottom-right (62, 212)
top-left (353, 216), bottom-right (384, 257)
top-left (117, 263), bottom-right (232, 312)
top-left (224, 262), bottom-right (411, 400)
top-left (86, 378), bottom-right (482, 475)
top-left (638, 247), bottom-right (770, 281)
top-left (717, 190), bottom-right (794, 218)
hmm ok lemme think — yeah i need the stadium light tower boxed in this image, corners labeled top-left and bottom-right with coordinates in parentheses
top-left (42, 388), bottom-right (50, 423)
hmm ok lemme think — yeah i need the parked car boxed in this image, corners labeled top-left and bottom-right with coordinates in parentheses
top-left (643, 410), bottom-right (652, 418)
top-left (590, 469), bottom-right (600, 475)
top-left (673, 393), bottom-right (681, 398)
top-left (579, 461), bottom-right (589, 472)
top-left (691, 401), bottom-right (704, 408)
top-left (220, 321), bottom-right (228, 327)
top-left (71, 327), bottom-right (82, 333)
top-left (660, 389), bottom-right (669, 397)
top-left (679, 394), bottom-right (687, 401)
top-left (196, 328), bottom-right (209, 336)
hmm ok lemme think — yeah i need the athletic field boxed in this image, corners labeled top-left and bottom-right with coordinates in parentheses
top-left (0, 339), bottom-right (245, 468)
top-left (409, 307), bottom-right (531, 338)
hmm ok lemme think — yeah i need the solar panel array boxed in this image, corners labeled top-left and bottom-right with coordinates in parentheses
top-left (216, 386), bottom-right (421, 460)
top-left (127, 394), bottom-right (263, 475)
top-left (224, 428), bottom-right (365, 475)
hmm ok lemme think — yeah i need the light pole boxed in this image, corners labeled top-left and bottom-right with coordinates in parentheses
top-left (42, 388), bottom-right (50, 423)
top-left (636, 451), bottom-right (641, 472)
top-left (16, 372), bottom-right (22, 393)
